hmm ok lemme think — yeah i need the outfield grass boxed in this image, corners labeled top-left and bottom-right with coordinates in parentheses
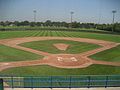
top-left (0, 65), bottom-right (120, 76)
top-left (0, 31), bottom-right (120, 42)
top-left (90, 45), bottom-right (120, 62)
top-left (0, 45), bottom-right (43, 62)
top-left (20, 40), bottom-right (100, 54)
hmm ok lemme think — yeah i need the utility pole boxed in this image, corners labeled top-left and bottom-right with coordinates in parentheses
top-left (33, 10), bottom-right (37, 22)
top-left (112, 10), bottom-right (117, 32)
top-left (70, 11), bottom-right (74, 28)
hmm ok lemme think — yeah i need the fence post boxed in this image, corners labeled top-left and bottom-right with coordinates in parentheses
top-left (50, 76), bottom-right (52, 89)
top-left (88, 76), bottom-right (91, 88)
top-left (31, 76), bottom-right (33, 89)
top-left (0, 79), bottom-right (4, 90)
top-left (105, 76), bottom-right (108, 88)
top-left (11, 76), bottom-right (14, 89)
top-left (69, 76), bottom-right (71, 89)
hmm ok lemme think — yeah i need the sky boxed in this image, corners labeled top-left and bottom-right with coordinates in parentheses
top-left (0, 0), bottom-right (120, 24)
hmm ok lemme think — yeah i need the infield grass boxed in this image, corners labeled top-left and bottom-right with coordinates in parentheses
top-left (20, 40), bottom-right (100, 54)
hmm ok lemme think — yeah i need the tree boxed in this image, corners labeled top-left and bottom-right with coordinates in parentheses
top-left (13, 21), bottom-right (20, 26)
top-left (21, 21), bottom-right (29, 26)
top-left (0, 21), bottom-right (5, 26)
top-left (72, 22), bottom-right (80, 28)
top-left (45, 20), bottom-right (52, 26)
top-left (30, 22), bottom-right (36, 27)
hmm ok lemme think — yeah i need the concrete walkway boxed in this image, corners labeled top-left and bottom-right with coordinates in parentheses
top-left (4, 87), bottom-right (120, 90)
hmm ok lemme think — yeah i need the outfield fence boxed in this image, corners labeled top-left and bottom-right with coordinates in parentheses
top-left (0, 75), bottom-right (120, 89)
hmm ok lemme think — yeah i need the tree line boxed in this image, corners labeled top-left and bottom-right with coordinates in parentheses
top-left (0, 20), bottom-right (120, 32)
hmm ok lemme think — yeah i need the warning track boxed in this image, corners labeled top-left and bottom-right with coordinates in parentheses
top-left (0, 37), bottom-right (120, 71)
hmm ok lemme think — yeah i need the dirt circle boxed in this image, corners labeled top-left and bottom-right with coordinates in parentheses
top-left (42, 54), bottom-right (92, 68)
top-left (0, 37), bottom-right (120, 71)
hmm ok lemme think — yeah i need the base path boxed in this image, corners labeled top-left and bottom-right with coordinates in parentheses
top-left (0, 37), bottom-right (120, 71)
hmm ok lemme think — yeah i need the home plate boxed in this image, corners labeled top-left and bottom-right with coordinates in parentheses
top-left (57, 57), bottom-right (63, 61)
top-left (71, 57), bottom-right (78, 62)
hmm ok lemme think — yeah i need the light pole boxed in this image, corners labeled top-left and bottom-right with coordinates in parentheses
top-left (33, 10), bottom-right (37, 22)
top-left (70, 11), bottom-right (74, 28)
top-left (112, 10), bottom-right (117, 32)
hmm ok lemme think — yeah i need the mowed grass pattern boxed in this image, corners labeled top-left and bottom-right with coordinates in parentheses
top-left (20, 40), bottom-right (100, 54)
top-left (0, 45), bottom-right (43, 62)
top-left (0, 31), bottom-right (120, 42)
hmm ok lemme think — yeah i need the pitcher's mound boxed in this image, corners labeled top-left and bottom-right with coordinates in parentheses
top-left (53, 43), bottom-right (69, 51)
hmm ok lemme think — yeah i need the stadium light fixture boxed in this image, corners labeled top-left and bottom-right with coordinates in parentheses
top-left (33, 10), bottom-right (37, 22)
top-left (112, 10), bottom-right (117, 32)
top-left (70, 11), bottom-right (74, 28)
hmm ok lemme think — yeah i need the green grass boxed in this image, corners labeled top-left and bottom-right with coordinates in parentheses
top-left (20, 40), bottom-right (100, 54)
top-left (0, 31), bottom-right (120, 42)
top-left (0, 45), bottom-right (43, 62)
top-left (0, 65), bottom-right (120, 76)
top-left (90, 45), bottom-right (120, 62)
top-left (0, 30), bottom-right (120, 75)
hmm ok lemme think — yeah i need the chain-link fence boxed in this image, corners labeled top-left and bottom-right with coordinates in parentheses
top-left (0, 75), bottom-right (120, 89)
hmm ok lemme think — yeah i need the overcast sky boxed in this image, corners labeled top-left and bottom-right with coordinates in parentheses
top-left (0, 0), bottom-right (120, 23)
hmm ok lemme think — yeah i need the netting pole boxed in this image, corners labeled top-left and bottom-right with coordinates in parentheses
top-left (0, 79), bottom-right (4, 90)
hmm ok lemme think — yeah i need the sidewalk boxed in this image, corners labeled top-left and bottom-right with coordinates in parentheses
top-left (4, 87), bottom-right (120, 90)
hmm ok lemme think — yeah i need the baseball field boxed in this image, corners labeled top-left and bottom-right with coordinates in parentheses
top-left (0, 30), bottom-right (120, 76)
